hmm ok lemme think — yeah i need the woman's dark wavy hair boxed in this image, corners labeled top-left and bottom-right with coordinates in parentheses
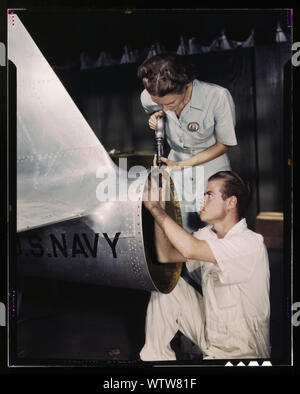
top-left (137, 53), bottom-right (197, 97)
top-left (208, 171), bottom-right (252, 220)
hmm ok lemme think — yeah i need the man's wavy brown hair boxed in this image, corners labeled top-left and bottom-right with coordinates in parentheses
top-left (208, 171), bottom-right (252, 219)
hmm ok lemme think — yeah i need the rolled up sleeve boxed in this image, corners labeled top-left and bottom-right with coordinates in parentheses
top-left (206, 233), bottom-right (263, 284)
top-left (186, 258), bottom-right (202, 273)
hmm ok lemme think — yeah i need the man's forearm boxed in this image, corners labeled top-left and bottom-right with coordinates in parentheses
top-left (148, 205), bottom-right (216, 263)
top-left (154, 220), bottom-right (184, 263)
top-left (150, 206), bottom-right (216, 263)
top-left (150, 205), bottom-right (196, 260)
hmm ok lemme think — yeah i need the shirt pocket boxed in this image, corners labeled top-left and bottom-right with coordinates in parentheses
top-left (183, 114), bottom-right (215, 148)
top-left (213, 279), bottom-right (237, 309)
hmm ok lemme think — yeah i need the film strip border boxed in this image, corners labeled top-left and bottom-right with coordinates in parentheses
top-left (225, 360), bottom-right (272, 366)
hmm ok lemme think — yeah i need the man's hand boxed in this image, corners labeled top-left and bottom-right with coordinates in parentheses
top-left (143, 175), bottom-right (166, 212)
top-left (148, 110), bottom-right (164, 130)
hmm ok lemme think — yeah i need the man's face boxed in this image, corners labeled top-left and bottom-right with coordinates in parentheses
top-left (151, 91), bottom-right (186, 112)
top-left (200, 179), bottom-right (228, 223)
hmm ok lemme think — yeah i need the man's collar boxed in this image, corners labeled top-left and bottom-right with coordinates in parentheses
top-left (208, 218), bottom-right (247, 239)
top-left (224, 218), bottom-right (247, 238)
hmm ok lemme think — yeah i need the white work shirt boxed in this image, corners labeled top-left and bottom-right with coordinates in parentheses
top-left (140, 79), bottom-right (237, 181)
top-left (186, 219), bottom-right (271, 359)
top-left (140, 80), bottom-right (238, 223)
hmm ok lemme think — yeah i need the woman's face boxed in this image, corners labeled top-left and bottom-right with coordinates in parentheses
top-left (150, 90), bottom-right (186, 112)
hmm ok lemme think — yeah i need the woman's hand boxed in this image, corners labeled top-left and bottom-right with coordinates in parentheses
top-left (148, 110), bottom-right (164, 130)
top-left (160, 157), bottom-right (182, 171)
top-left (153, 154), bottom-right (182, 171)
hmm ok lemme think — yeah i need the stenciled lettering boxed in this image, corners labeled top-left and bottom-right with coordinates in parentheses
top-left (103, 232), bottom-right (121, 258)
top-left (82, 233), bottom-right (99, 257)
top-left (72, 234), bottom-right (89, 258)
top-left (20, 232), bottom-right (120, 260)
top-left (29, 234), bottom-right (44, 257)
top-left (50, 233), bottom-right (68, 257)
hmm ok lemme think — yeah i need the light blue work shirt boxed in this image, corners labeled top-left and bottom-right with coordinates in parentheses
top-left (140, 79), bottom-right (237, 232)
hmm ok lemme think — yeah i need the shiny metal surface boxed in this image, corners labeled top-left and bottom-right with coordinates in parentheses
top-left (17, 181), bottom-right (183, 292)
top-left (9, 14), bottom-right (183, 293)
top-left (8, 13), bottom-right (122, 232)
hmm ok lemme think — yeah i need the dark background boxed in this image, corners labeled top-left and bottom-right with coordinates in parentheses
top-left (18, 9), bottom-right (290, 67)
top-left (3, 7), bottom-right (294, 369)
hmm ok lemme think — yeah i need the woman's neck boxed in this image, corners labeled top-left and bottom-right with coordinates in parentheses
top-left (175, 82), bottom-right (193, 117)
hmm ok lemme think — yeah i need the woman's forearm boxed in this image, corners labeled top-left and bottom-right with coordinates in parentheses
top-left (178, 141), bottom-right (228, 168)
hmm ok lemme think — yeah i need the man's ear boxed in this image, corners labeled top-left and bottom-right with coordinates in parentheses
top-left (227, 195), bottom-right (237, 210)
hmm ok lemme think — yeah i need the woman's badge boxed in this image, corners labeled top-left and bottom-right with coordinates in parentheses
top-left (187, 122), bottom-right (199, 132)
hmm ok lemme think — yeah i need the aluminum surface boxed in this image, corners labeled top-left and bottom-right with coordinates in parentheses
top-left (9, 14), bottom-right (183, 292)
top-left (8, 13), bottom-right (125, 232)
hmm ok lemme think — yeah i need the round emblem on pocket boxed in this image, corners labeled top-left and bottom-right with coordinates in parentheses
top-left (187, 122), bottom-right (199, 132)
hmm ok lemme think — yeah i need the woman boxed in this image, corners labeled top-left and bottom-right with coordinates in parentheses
top-left (137, 53), bottom-right (237, 233)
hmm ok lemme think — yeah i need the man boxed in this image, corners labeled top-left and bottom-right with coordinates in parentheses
top-left (140, 170), bottom-right (270, 360)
